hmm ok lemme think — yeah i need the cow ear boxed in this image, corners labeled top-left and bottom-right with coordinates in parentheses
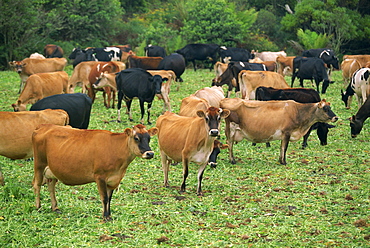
top-left (124, 128), bottom-right (133, 136)
top-left (196, 110), bottom-right (206, 118)
top-left (220, 109), bottom-right (230, 118)
top-left (148, 127), bottom-right (158, 136)
top-left (9, 61), bottom-right (14, 66)
top-left (220, 144), bottom-right (229, 149)
top-left (22, 62), bottom-right (27, 67)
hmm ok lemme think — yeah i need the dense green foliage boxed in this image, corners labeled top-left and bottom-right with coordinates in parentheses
top-left (1, 0), bottom-right (370, 69)
top-left (0, 66), bottom-right (369, 247)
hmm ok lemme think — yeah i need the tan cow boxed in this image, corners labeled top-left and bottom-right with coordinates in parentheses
top-left (32, 124), bottom-right (158, 221)
top-left (193, 86), bottom-right (224, 108)
top-left (156, 108), bottom-right (230, 195)
top-left (238, 70), bottom-right (289, 99)
top-left (12, 71), bottom-right (69, 111)
top-left (220, 98), bottom-right (338, 165)
top-left (341, 59), bottom-right (362, 87)
top-left (0, 109), bottom-right (69, 185)
top-left (29, 53), bottom-right (46, 59)
top-left (179, 95), bottom-right (210, 117)
top-left (68, 61), bottom-right (125, 93)
top-left (343, 55), bottom-right (370, 68)
top-left (9, 58), bottom-right (67, 93)
top-left (147, 70), bottom-right (176, 112)
top-left (276, 56), bottom-right (295, 76)
top-left (252, 50), bottom-right (287, 62)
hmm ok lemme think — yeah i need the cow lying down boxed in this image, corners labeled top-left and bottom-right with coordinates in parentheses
top-left (220, 98), bottom-right (338, 165)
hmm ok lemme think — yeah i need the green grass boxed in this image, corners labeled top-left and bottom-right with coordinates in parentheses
top-left (0, 65), bottom-right (369, 247)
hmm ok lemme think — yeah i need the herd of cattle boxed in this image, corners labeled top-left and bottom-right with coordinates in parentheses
top-left (2, 43), bottom-right (370, 221)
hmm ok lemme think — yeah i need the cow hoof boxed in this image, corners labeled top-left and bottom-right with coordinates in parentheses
top-left (117, 120), bottom-right (121, 123)
top-left (129, 118), bottom-right (134, 122)
top-left (147, 122), bottom-right (152, 125)
top-left (230, 160), bottom-right (236, 165)
top-left (53, 208), bottom-right (62, 214)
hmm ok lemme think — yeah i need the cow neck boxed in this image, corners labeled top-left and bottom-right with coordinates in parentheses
top-left (355, 104), bottom-right (370, 123)
top-left (294, 102), bottom-right (321, 128)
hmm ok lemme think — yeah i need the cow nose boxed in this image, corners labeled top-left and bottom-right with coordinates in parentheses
top-left (209, 129), bottom-right (219, 136)
top-left (351, 134), bottom-right (357, 138)
top-left (142, 151), bottom-right (154, 159)
top-left (332, 116), bottom-right (339, 122)
top-left (208, 162), bottom-right (217, 168)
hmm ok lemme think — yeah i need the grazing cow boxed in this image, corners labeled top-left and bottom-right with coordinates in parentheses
top-left (9, 58), bottom-right (67, 93)
top-left (220, 98), bottom-right (338, 165)
top-left (291, 57), bottom-right (334, 94)
top-left (68, 48), bottom-right (97, 68)
top-left (30, 93), bottom-right (92, 129)
top-left (302, 48), bottom-right (340, 70)
top-left (255, 86), bottom-right (336, 148)
top-left (88, 62), bottom-right (121, 108)
top-left (128, 55), bottom-right (163, 70)
top-left (343, 55), bottom-right (370, 68)
top-left (145, 45), bottom-right (166, 58)
top-left (157, 53), bottom-right (186, 85)
top-left (0, 109), bottom-right (69, 185)
top-left (32, 124), bottom-right (158, 221)
top-left (276, 56), bottom-right (295, 76)
top-left (87, 47), bottom-right (122, 61)
top-left (349, 97), bottom-right (370, 138)
top-left (252, 50), bottom-right (287, 62)
top-left (156, 107), bottom-right (230, 195)
top-left (194, 86), bottom-right (225, 108)
top-left (44, 44), bottom-right (64, 58)
top-left (341, 59), bottom-right (362, 87)
top-left (175, 43), bottom-right (220, 71)
top-left (219, 46), bottom-right (253, 63)
top-left (116, 68), bottom-right (163, 124)
top-left (238, 70), bottom-right (289, 99)
top-left (341, 68), bottom-right (370, 109)
top-left (29, 53), bottom-right (46, 59)
top-left (212, 61), bottom-right (267, 97)
top-left (12, 71), bottom-right (69, 111)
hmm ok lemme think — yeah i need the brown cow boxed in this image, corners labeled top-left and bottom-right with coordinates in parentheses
top-left (276, 56), bottom-right (295, 76)
top-left (156, 107), bottom-right (230, 195)
top-left (220, 98), bottom-right (338, 165)
top-left (87, 61), bottom-right (122, 108)
top-left (44, 44), bottom-right (64, 58)
top-left (128, 55), bottom-right (163, 70)
top-left (147, 70), bottom-right (176, 112)
top-left (343, 55), bottom-right (370, 68)
top-left (179, 95), bottom-right (210, 116)
top-left (0, 109), bottom-right (69, 185)
top-left (238, 70), bottom-right (289, 99)
top-left (193, 86), bottom-right (224, 108)
top-left (9, 58), bottom-right (67, 93)
top-left (341, 59), bottom-right (362, 87)
top-left (12, 71), bottom-right (69, 111)
top-left (32, 124), bottom-right (158, 221)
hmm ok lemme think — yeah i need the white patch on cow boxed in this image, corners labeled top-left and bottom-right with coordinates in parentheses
top-left (239, 61), bottom-right (245, 67)
top-left (223, 57), bottom-right (231, 63)
top-left (220, 46), bottom-right (227, 50)
top-left (270, 129), bottom-right (283, 140)
top-left (192, 146), bottom-right (213, 164)
top-left (97, 64), bottom-right (101, 71)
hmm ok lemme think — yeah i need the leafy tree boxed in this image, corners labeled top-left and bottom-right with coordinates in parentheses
top-left (296, 28), bottom-right (330, 49)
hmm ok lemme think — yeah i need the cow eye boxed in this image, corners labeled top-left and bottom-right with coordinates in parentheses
top-left (134, 136), bottom-right (140, 141)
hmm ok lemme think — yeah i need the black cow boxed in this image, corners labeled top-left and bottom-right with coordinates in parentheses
top-left (256, 86), bottom-right (335, 148)
top-left (291, 57), bottom-right (334, 94)
top-left (219, 46), bottom-right (253, 63)
top-left (145, 45), bottom-right (166, 58)
top-left (69, 48), bottom-right (96, 68)
top-left (350, 97), bottom-right (370, 138)
top-left (116, 68), bottom-right (163, 124)
top-left (212, 61), bottom-right (267, 96)
top-left (157, 53), bottom-right (186, 84)
top-left (175, 44), bottom-right (219, 71)
top-left (302, 48), bottom-right (340, 70)
top-left (87, 47), bottom-right (122, 61)
top-left (30, 93), bottom-right (92, 129)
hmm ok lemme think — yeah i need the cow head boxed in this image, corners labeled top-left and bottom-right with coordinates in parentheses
top-left (151, 75), bottom-right (163, 94)
top-left (316, 100), bottom-right (338, 123)
top-left (208, 139), bottom-right (229, 168)
top-left (125, 124), bottom-right (158, 159)
top-left (197, 107), bottom-right (230, 137)
top-left (9, 61), bottom-right (25, 74)
top-left (11, 100), bottom-right (26, 112)
top-left (349, 115), bottom-right (363, 138)
top-left (93, 71), bottom-right (117, 90)
top-left (321, 79), bottom-right (334, 94)
top-left (320, 50), bottom-right (340, 70)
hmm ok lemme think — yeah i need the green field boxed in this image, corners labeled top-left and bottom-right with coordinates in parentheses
top-left (0, 65), bottom-right (369, 247)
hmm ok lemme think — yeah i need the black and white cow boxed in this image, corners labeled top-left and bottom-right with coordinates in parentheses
top-left (219, 46), bottom-right (254, 63)
top-left (291, 57), bottom-right (334, 94)
top-left (157, 53), bottom-right (186, 83)
top-left (341, 68), bottom-right (370, 109)
top-left (30, 93), bottom-right (92, 129)
top-left (88, 47), bottom-right (122, 62)
top-left (68, 48), bottom-right (96, 68)
top-left (302, 48), bottom-right (340, 70)
top-left (145, 45), bottom-right (166, 58)
top-left (175, 44), bottom-right (220, 71)
top-left (350, 97), bottom-right (370, 138)
top-left (255, 86), bottom-right (335, 148)
top-left (116, 68), bottom-right (163, 124)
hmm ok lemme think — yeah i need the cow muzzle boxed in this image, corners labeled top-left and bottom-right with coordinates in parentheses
top-left (208, 162), bottom-right (217, 168)
top-left (142, 151), bottom-right (154, 159)
top-left (209, 129), bottom-right (219, 137)
top-left (331, 116), bottom-right (339, 122)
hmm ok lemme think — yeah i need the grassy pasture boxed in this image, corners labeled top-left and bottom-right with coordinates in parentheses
top-left (0, 64), bottom-right (369, 247)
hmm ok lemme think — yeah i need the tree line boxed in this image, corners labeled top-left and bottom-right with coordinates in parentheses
top-left (0, 0), bottom-right (369, 70)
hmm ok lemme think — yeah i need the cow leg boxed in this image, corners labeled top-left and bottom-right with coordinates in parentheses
top-left (47, 178), bottom-right (60, 213)
top-left (126, 100), bottom-right (133, 122)
top-left (161, 151), bottom-right (171, 188)
top-left (225, 121), bottom-right (236, 164)
top-left (180, 158), bottom-right (189, 193)
top-left (192, 60), bottom-right (197, 71)
top-left (196, 163), bottom-right (207, 196)
top-left (0, 166), bottom-right (4, 186)
top-left (291, 73), bottom-right (296, 87)
top-left (299, 78), bottom-right (304, 88)
top-left (301, 126), bottom-right (313, 149)
top-left (117, 91), bottom-right (124, 122)
top-left (279, 134), bottom-right (290, 165)
top-left (103, 91), bottom-right (108, 108)
top-left (96, 177), bottom-right (113, 221)
top-left (18, 80), bottom-right (24, 94)
top-left (146, 102), bottom-right (152, 125)
top-left (112, 91), bottom-right (116, 109)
